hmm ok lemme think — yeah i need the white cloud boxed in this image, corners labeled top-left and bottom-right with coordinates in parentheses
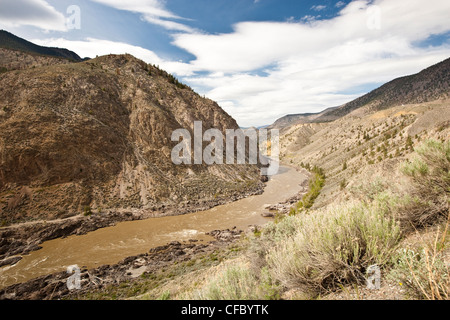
top-left (335, 1), bottom-right (346, 8)
top-left (90, 0), bottom-right (195, 32)
top-left (300, 15), bottom-right (321, 24)
top-left (90, 0), bottom-right (178, 19)
top-left (185, 49), bottom-right (449, 126)
top-left (311, 5), bottom-right (327, 11)
top-left (22, 0), bottom-right (450, 127)
top-left (143, 16), bottom-right (195, 33)
top-left (0, 0), bottom-right (66, 31)
top-left (170, 0), bottom-right (450, 126)
top-left (31, 37), bottom-right (197, 77)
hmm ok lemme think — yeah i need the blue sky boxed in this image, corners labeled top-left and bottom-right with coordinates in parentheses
top-left (1, 0), bottom-right (450, 127)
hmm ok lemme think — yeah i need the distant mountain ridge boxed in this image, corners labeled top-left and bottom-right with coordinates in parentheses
top-left (270, 57), bottom-right (450, 130)
top-left (0, 30), bottom-right (82, 61)
top-left (268, 107), bottom-right (338, 131)
top-left (314, 57), bottom-right (450, 122)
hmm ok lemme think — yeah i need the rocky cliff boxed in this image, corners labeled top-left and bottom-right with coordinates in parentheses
top-left (0, 53), bottom-right (263, 224)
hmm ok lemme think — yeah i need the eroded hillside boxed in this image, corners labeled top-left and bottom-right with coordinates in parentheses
top-left (280, 99), bottom-right (450, 209)
top-left (0, 54), bottom-right (263, 224)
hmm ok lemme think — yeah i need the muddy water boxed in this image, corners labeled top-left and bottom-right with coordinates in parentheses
top-left (0, 166), bottom-right (307, 289)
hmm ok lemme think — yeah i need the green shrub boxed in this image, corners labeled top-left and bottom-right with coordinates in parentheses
top-left (291, 166), bottom-right (326, 214)
top-left (245, 215), bottom-right (303, 274)
top-left (340, 179), bottom-right (347, 190)
top-left (406, 136), bottom-right (414, 151)
top-left (83, 206), bottom-right (92, 216)
top-left (349, 177), bottom-right (388, 202)
top-left (157, 291), bottom-right (171, 300)
top-left (262, 215), bottom-right (302, 241)
top-left (397, 139), bottom-right (450, 229)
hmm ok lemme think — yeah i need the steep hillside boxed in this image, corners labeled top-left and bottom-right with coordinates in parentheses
top-left (276, 57), bottom-right (450, 209)
top-left (0, 30), bottom-right (82, 62)
top-left (0, 48), bottom-right (75, 72)
top-left (262, 57), bottom-right (450, 211)
top-left (280, 99), bottom-right (450, 209)
top-left (0, 54), bottom-right (263, 224)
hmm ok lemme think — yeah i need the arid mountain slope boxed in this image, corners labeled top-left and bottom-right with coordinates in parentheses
top-left (0, 53), bottom-right (263, 224)
top-left (270, 57), bottom-right (450, 131)
top-left (0, 30), bottom-right (82, 62)
top-left (280, 99), bottom-right (450, 209)
top-left (0, 48), bottom-right (74, 72)
top-left (275, 57), bottom-right (450, 210)
top-left (267, 107), bottom-right (338, 132)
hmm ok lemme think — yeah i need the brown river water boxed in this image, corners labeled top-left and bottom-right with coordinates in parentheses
top-left (0, 166), bottom-right (307, 289)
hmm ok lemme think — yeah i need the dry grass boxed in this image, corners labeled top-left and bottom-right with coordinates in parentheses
top-left (389, 214), bottom-right (450, 300)
top-left (181, 261), bottom-right (280, 300)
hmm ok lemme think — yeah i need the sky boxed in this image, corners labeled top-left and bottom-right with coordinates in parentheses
top-left (1, 0), bottom-right (450, 127)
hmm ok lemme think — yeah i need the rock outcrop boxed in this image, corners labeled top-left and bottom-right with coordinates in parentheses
top-left (0, 53), bottom-right (263, 224)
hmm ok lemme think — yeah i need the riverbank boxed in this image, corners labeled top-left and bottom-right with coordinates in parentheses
top-left (0, 180), bottom-right (308, 300)
top-left (0, 184), bottom-right (265, 269)
top-left (0, 166), bottom-right (309, 297)
top-left (0, 228), bottom-right (245, 300)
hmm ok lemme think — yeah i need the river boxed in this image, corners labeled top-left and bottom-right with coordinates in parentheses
top-left (0, 166), bottom-right (307, 289)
